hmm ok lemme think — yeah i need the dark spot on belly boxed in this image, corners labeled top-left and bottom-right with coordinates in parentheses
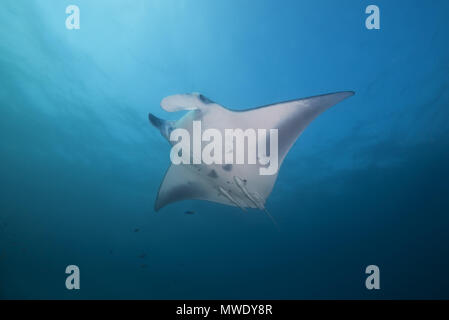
top-left (222, 164), bottom-right (232, 171)
top-left (207, 169), bottom-right (218, 178)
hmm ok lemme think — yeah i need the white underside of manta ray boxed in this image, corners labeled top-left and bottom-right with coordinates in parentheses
top-left (149, 91), bottom-right (354, 212)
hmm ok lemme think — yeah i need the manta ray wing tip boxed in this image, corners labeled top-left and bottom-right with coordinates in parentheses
top-left (154, 197), bottom-right (164, 212)
top-left (336, 90), bottom-right (355, 97)
top-left (334, 90), bottom-right (355, 101)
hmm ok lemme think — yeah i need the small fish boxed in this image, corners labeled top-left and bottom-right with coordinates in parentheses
top-left (134, 228), bottom-right (140, 232)
top-left (141, 264), bottom-right (148, 269)
top-left (184, 211), bottom-right (195, 215)
top-left (138, 253), bottom-right (146, 259)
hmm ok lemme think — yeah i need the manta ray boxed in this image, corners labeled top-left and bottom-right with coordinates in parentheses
top-left (149, 91), bottom-right (354, 213)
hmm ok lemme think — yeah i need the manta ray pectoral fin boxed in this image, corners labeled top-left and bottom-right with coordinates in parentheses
top-left (155, 164), bottom-right (237, 211)
top-left (160, 93), bottom-right (216, 112)
top-left (236, 91), bottom-right (355, 164)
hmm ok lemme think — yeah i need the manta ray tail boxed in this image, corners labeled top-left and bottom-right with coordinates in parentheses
top-left (263, 208), bottom-right (280, 232)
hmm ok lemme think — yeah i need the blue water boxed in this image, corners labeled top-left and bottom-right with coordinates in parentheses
top-left (1, 0), bottom-right (448, 299)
